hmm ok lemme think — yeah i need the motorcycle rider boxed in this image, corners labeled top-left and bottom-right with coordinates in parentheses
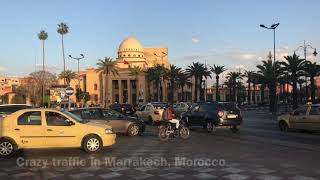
top-left (167, 104), bottom-right (180, 129)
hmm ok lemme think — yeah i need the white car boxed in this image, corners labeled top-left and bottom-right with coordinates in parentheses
top-left (135, 103), bottom-right (167, 124)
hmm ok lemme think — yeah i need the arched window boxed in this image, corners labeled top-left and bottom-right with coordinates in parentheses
top-left (128, 54), bottom-right (131, 57)
top-left (133, 54), bottom-right (136, 57)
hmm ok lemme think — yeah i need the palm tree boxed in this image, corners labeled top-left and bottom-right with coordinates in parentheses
top-left (256, 58), bottom-right (281, 112)
top-left (251, 72), bottom-right (260, 104)
top-left (129, 66), bottom-right (143, 103)
top-left (38, 30), bottom-right (48, 106)
top-left (282, 53), bottom-right (305, 109)
top-left (96, 57), bottom-right (119, 107)
top-left (145, 65), bottom-right (165, 101)
top-left (165, 65), bottom-right (181, 103)
top-left (305, 61), bottom-right (320, 103)
top-left (224, 78), bottom-right (233, 101)
top-left (177, 71), bottom-right (191, 102)
top-left (226, 72), bottom-right (242, 101)
top-left (211, 65), bottom-right (226, 101)
top-left (243, 70), bottom-right (254, 105)
top-left (186, 62), bottom-right (205, 102)
top-left (297, 78), bottom-right (306, 103)
top-left (57, 22), bottom-right (69, 85)
top-left (59, 70), bottom-right (77, 86)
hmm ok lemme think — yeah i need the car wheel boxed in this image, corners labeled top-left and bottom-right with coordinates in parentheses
top-left (82, 135), bottom-right (102, 153)
top-left (128, 124), bottom-right (140, 136)
top-left (230, 126), bottom-right (239, 133)
top-left (0, 139), bottom-right (16, 157)
top-left (279, 121), bottom-right (289, 132)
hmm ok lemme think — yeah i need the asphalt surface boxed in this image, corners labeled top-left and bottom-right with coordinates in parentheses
top-left (0, 110), bottom-right (320, 180)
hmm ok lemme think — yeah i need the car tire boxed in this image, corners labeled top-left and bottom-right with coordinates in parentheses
top-left (128, 124), bottom-right (140, 136)
top-left (230, 126), bottom-right (239, 133)
top-left (279, 121), bottom-right (289, 132)
top-left (0, 139), bottom-right (16, 157)
top-left (82, 135), bottom-right (103, 153)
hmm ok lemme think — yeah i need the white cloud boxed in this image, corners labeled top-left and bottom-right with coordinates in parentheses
top-left (191, 37), bottom-right (199, 43)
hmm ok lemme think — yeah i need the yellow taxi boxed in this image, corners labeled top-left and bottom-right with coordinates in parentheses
top-left (0, 108), bottom-right (116, 156)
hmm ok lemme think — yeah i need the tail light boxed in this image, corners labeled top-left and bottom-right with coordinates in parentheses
top-left (154, 111), bottom-right (160, 115)
top-left (217, 109), bottom-right (224, 117)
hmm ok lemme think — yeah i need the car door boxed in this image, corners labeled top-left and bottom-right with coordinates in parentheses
top-left (14, 110), bottom-right (46, 148)
top-left (193, 104), bottom-right (207, 126)
top-left (143, 105), bottom-right (152, 120)
top-left (290, 105), bottom-right (309, 130)
top-left (188, 105), bottom-right (200, 126)
top-left (44, 111), bottom-right (78, 147)
top-left (102, 109), bottom-right (128, 133)
top-left (306, 105), bottom-right (320, 131)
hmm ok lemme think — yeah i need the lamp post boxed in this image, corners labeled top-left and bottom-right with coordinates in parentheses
top-left (294, 40), bottom-right (317, 102)
top-left (260, 23), bottom-right (280, 113)
top-left (69, 54), bottom-right (85, 102)
top-left (153, 52), bottom-right (167, 102)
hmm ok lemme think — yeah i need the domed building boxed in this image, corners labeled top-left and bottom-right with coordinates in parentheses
top-left (65, 37), bottom-right (171, 106)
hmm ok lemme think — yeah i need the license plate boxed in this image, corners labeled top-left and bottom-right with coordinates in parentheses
top-left (227, 114), bottom-right (237, 119)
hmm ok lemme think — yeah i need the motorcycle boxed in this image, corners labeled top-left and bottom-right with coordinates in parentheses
top-left (158, 120), bottom-right (190, 141)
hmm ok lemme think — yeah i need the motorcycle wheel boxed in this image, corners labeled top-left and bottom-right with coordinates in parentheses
top-left (179, 125), bottom-right (190, 139)
top-left (159, 126), bottom-right (170, 141)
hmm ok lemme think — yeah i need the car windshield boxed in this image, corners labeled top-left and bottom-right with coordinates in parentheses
top-left (62, 110), bottom-right (89, 124)
top-left (152, 103), bottom-right (167, 109)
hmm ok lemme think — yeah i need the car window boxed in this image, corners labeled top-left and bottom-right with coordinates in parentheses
top-left (199, 105), bottom-right (207, 112)
top-left (145, 105), bottom-right (151, 111)
top-left (80, 109), bottom-right (102, 119)
top-left (293, 106), bottom-right (308, 116)
top-left (46, 111), bottom-right (71, 126)
top-left (180, 104), bottom-right (185, 108)
top-left (309, 106), bottom-right (320, 115)
top-left (18, 111), bottom-right (42, 125)
top-left (191, 105), bottom-right (200, 112)
top-left (139, 105), bottom-right (145, 111)
top-left (102, 109), bottom-right (123, 119)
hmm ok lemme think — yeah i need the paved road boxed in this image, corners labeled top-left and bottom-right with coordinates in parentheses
top-left (1, 111), bottom-right (320, 180)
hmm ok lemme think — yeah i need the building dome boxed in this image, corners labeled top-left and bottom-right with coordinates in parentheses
top-left (118, 37), bottom-right (144, 53)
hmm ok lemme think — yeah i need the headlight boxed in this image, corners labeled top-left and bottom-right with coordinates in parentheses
top-left (105, 127), bottom-right (114, 134)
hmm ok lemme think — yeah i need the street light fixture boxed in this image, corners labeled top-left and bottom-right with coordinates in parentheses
top-left (260, 22), bottom-right (280, 113)
top-left (295, 40), bottom-right (318, 101)
top-left (69, 54), bottom-right (85, 102)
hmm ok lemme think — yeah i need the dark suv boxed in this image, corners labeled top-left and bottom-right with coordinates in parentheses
top-left (181, 102), bottom-right (242, 133)
top-left (109, 103), bottom-right (136, 116)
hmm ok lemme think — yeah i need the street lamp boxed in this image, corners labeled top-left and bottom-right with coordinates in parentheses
top-left (69, 54), bottom-right (85, 102)
top-left (294, 40), bottom-right (317, 102)
top-left (260, 23), bottom-right (280, 113)
top-left (153, 52), bottom-right (167, 101)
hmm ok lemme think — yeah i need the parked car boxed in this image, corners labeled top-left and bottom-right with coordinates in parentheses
top-left (135, 102), bottom-right (167, 124)
top-left (181, 102), bottom-right (242, 133)
top-left (278, 104), bottom-right (320, 132)
top-left (0, 104), bottom-right (32, 119)
top-left (173, 102), bottom-right (190, 118)
top-left (0, 108), bottom-right (116, 156)
top-left (109, 103), bottom-right (135, 116)
top-left (70, 107), bottom-right (145, 136)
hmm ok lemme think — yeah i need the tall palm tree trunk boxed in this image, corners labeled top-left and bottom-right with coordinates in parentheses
top-left (194, 77), bottom-right (198, 102)
top-left (253, 83), bottom-right (256, 104)
top-left (105, 75), bottom-right (108, 107)
top-left (215, 75), bottom-right (219, 101)
top-left (181, 86), bottom-right (184, 102)
top-left (42, 40), bottom-right (45, 107)
top-left (310, 76), bottom-right (316, 103)
top-left (292, 79), bottom-right (298, 109)
top-left (61, 35), bottom-right (66, 85)
top-left (247, 81), bottom-right (251, 105)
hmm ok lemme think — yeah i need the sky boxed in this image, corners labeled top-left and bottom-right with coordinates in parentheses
top-left (1, 0), bottom-right (320, 85)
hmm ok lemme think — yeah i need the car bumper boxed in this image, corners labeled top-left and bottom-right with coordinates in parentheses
top-left (218, 118), bottom-right (242, 126)
top-left (101, 134), bottom-right (116, 147)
